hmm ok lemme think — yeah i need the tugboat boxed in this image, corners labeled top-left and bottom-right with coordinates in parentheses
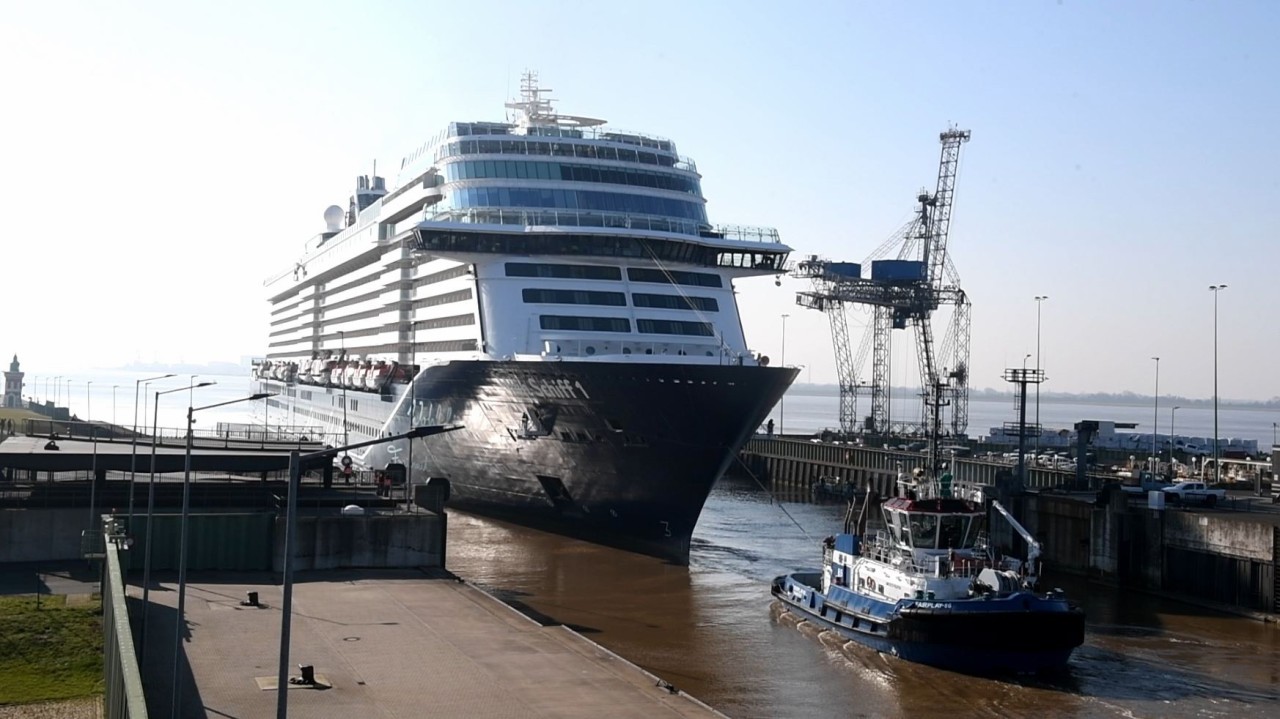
top-left (771, 467), bottom-right (1085, 674)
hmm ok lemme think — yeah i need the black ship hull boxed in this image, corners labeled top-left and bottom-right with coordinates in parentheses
top-left (396, 360), bottom-right (796, 563)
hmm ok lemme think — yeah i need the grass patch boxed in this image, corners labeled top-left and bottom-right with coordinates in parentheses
top-left (0, 408), bottom-right (45, 422)
top-left (0, 595), bottom-right (103, 706)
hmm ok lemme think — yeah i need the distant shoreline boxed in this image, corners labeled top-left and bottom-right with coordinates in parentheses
top-left (784, 384), bottom-right (1279, 410)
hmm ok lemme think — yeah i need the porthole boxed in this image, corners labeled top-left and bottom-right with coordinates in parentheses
top-left (585, 346), bottom-right (596, 356)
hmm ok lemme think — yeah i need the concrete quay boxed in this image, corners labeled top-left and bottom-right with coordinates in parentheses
top-left (134, 569), bottom-right (724, 718)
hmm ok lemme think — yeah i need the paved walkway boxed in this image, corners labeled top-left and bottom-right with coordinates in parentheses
top-left (133, 569), bottom-right (724, 718)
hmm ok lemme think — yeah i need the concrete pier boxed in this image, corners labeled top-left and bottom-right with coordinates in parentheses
top-left (133, 569), bottom-right (725, 718)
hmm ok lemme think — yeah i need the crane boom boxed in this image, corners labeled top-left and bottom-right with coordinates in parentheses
top-left (991, 500), bottom-right (1042, 589)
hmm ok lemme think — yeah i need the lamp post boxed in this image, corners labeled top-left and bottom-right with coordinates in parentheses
top-left (1151, 357), bottom-right (1159, 473)
top-left (276, 424), bottom-right (455, 719)
top-left (139, 382), bottom-right (212, 662)
top-left (66, 380), bottom-right (73, 426)
top-left (112, 385), bottom-right (119, 426)
top-left (779, 314), bottom-right (789, 436)
top-left (129, 374), bottom-right (176, 532)
top-left (172, 392), bottom-right (271, 717)
top-left (339, 330), bottom-right (349, 448)
top-left (86, 381), bottom-right (93, 423)
top-left (1034, 295), bottom-right (1048, 455)
top-left (1170, 405), bottom-right (1181, 468)
top-left (1209, 284), bottom-right (1226, 483)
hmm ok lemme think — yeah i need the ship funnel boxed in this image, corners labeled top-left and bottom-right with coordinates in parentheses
top-left (323, 205), bottom-right (344, 232)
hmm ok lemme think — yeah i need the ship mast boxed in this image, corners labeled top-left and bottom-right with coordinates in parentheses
top-left (504, 71), bottom-right (606, 132)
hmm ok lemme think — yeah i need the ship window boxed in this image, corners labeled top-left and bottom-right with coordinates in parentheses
top-left (522, 288), bottom-right (626, 306)
top-left (627, 268), bottom-right (723, 288)
top-left (939, 515), bottom-right (970, 549)
top-left (506, 263), bottom-right (621, 281)
top-left (962, 514), bottom-right (983, 547)
top-left (539, 315), bottom-right (631, 332)
top-left (906, 513), bottom-right (939, 549)
top-left (636, 319), bottom-right (714, 337)
top-left (632, 293), bottom-right (718, 312)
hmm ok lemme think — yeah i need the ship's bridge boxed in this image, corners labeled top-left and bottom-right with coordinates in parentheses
top-left (881, 497), bottom-right (983, 552)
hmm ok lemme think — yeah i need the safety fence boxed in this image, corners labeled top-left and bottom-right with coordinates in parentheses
top-left (101, 521), bottom-right (148, 718)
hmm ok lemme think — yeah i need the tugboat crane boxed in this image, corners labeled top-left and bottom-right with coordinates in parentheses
top-left (796, 129), bottom-right (972, 438)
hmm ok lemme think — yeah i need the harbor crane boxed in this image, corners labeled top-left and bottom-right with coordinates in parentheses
top-left (795, 129), bottom-right (972, 438)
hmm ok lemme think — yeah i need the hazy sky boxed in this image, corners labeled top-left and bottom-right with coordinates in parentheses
top-left (2, 1), bottom-right (1276, 400)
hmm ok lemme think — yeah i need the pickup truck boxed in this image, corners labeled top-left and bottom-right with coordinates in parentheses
top-left (1161, 481), bottom-right (1227, 506)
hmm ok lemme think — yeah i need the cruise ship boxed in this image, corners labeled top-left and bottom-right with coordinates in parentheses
top-left (254, 75), bottom-right (796, 562)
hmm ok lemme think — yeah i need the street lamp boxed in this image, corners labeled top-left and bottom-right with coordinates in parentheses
top-left (276, 424), bottom-right (457, 719)
top-left (1034, 295), bottom-right (1048, 455)
top-left (1151, 357), bottom-right (1159, 472)
top-left (86, 380), bottom-right (92, 424)
top-left (1170, 405), bottom-right (1181, 468)
top-left (339, 330), bottom-right (350, 448)
top-left (129, 374), bottom-right (176, 532)
top-left (112, 385), bottom-right (119, 426)
top-left (172, 392), bottom-right (272, 717)
top-left (1210, 284), bottom-right (1227, 483)
top-left (779, 314), bottom-right (789, 436)
top-left (139, 381), bottom-right (215, 663)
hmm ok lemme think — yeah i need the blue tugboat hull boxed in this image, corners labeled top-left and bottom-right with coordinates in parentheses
top-left (771, 574), bottom-right (1084, 674)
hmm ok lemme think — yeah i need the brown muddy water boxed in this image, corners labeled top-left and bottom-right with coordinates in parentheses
top-left (445, 477), bottom-right (1280, 718)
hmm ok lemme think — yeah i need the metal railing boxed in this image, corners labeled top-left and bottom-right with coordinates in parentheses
top-left (18, 418), bottom-right (332, 451)
top-left (101, 522), bottom-right (149, 719)
top-left (423, 207), bottom-right (783, 246)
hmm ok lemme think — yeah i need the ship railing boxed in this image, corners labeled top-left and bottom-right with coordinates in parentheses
top-left (859, 533), bottom-right (988, 579)
top-left (426, 207), bottom-right (706, 237)
top-left (704, 224), bottom-right (782, 244)
top-left (439, 123), bottom-right (689, 160)
top-left (535, 339), bottom-right (759, 365)
top-left (423, 208), bottom-right (784, 247)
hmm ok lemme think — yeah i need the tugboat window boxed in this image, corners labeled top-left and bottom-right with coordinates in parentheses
top-left (938, 515), bottom-right (968, 549)
top-left (907, 514), bottom-right (938, 549)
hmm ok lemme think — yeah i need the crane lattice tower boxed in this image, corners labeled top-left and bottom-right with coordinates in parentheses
top-left (795, 129), bottom-right (972, 438)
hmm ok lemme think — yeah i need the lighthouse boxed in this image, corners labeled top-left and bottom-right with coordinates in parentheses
top-left (3, 355), bottom-right (23, 408)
